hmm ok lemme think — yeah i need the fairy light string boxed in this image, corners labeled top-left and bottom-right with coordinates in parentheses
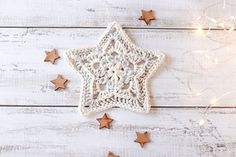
top-left (189, 0), bottom-right (236, 125)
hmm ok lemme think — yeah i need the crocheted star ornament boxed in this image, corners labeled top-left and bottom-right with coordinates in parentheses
top-left (66, 21), bottom-right (165, 115)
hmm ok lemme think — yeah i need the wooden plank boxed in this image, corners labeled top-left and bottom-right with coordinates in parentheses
top-left (0, 28), bottom-right (236, 107)
top-left (0, 0), bottom-right (235, 28)
top-left (0, 107), bottom-right (235, 157)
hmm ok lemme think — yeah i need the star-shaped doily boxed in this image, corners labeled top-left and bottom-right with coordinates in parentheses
top-left (66, 21), bottom-right (165, 115)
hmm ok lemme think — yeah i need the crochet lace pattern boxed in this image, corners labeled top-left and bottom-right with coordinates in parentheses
top-left (66, 21), bottom-right (166, 115)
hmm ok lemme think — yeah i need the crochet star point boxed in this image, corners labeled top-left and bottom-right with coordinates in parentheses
top-left (66, 21), bottom-right (165, 115)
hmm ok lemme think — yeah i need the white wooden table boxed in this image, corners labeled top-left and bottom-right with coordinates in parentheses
top-left (0, 0), bottom-right (236, 156)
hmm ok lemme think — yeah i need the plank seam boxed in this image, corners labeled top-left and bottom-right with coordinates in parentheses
top-left (0, 26), bottom-right (234, 31)
top-left (0, 105), bottom-right (234, 108)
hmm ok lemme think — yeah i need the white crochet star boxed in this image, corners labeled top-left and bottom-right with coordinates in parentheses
top-left (66, 21), bottom-right (165, 115)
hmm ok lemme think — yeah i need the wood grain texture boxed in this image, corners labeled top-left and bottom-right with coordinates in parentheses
top-left (0, 0), bottom-right (236, 28)
top-left (0, 28), bottom-right (235, 107)
top-left (0, 0), bottom-right (235, 156)
top-left (0, 107), bottom-right (235, 157)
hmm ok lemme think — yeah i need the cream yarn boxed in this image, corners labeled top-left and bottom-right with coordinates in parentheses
top-left (66, 21), bottom-right (165, 115)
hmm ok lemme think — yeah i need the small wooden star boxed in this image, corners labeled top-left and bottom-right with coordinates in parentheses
top-left (50, 74), bottom-right (68, 90)
top-left (134, 131), bottom-right (151, 148)
top-left (97, 113), bottom-right (113, 129)
top-left (44, 49), bottom-right (60, 64)
top-left (139, 10), bottom-right (155, 25)
top-left (108, 152), bottom-right (119, 157)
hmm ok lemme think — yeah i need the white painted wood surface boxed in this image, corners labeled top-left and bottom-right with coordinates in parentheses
top-left (0, 0), bottom-right (235, 28)
top-left (0, 107), bottom-right (236, 157)
top-left (0, 28), bottom-right (235, 107)
top-left (0, 0), bottom-right (236, 156)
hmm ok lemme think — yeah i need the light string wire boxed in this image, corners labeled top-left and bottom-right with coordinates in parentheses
top-left (188, 0), bottom-right (236, 125)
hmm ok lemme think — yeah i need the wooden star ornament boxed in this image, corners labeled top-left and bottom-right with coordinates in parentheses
top-left (97, 113), bottom-right (113, 129)
top-left (50, 74), bottom-right (68, 90)
top-left (134, 131), bottom-right (151, 148)
top-left (108, 152), bottom-right (119, 157)
top-left (44, 49), bottom-right (60, 64)
top-left (139, 10), bottom-right (155, 25)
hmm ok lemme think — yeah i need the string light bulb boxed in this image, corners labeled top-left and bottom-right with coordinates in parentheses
top-left (196, 25), bottom-right (204, 35)
top-left (199, 119), bottom-right (205, 126)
